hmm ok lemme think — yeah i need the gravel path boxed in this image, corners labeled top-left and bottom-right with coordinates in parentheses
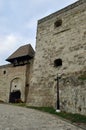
top-left (0, 104), bottom-right (84, 130)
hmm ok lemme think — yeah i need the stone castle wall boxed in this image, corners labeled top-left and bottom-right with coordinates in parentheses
top-left (28, 0), bottom-right (86, 115)
top-left (0, 64), bottom-right (27, 102)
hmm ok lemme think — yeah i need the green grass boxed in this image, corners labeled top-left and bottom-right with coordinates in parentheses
top-left (27, 106), bottom-right (86, 123)
top-left (78, 74), bottom-right (86, 80)
top-left (27, 106), bottom-right (55, 114)
top-left (14, 104), bottom-right (86, 124)
top-left (56, 112), bottom-right (86, 123)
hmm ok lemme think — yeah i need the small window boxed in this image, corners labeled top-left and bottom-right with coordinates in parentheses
top-left (26, 84), bottom-right (29, 87)
top-left (54, 58), bottom-right (62, 67)
top-left (54, 19), bottom-right (62, 28)
top-left (15, 85), bottom-right (17, 88)
top-left (3, 70), bottom-right (6, 74)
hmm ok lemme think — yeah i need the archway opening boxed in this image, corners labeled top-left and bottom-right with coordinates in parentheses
top-left (9, 90), bottom-right (21, 103)
top-left (9, 78), bottom-right (23, 103)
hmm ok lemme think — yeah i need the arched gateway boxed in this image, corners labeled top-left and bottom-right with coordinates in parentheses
top-left (9, 78), bottom-right (22, 103)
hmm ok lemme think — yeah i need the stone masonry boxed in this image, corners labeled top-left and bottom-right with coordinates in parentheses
top-left (0, 44), bottom-right (34, 103)
top-left (0, 64), bottom-right (26, 102)
top-left (28, 0), bottom-right (86, 115)
top-left (0, 0), bottom-right (86, 116)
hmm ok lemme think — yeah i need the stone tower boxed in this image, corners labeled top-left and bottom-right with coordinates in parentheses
top-left (28, 0), bottom-right (86, 115)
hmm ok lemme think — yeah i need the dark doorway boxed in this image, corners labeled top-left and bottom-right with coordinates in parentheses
top-left (9, 90), bottom-right (21, 103)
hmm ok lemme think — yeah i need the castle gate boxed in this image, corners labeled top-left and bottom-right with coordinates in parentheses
top-left (9, 78), bottom-right (22, 103)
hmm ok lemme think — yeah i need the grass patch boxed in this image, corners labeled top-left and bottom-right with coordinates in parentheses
top-left (27, 106), bottom-right (55, 114)
top-left (78, 74), bottom-right (86, 80)
top-left (13, 104), bottom-right (86, 124)
top-left (12, 103), bottom-right (26, 107)
top-left (26, 106), bottom-right (86, 123)
top-left (56, 112), bottom-right (86, 123)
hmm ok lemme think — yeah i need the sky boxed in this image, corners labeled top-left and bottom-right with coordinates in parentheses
top-left (0, 0), bottom-right (78, 65)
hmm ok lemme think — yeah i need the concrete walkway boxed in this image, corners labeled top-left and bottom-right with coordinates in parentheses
top-left (0, 104), bottom-right (84, 130)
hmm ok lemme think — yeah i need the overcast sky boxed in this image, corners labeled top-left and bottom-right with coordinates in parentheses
top-left (0, 0), bottom-right (78, 65)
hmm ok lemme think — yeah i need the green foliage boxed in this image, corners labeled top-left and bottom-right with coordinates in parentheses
top-left (56, 112), bottom-right (86, 123)
top-left (13, 104), bottom-right (86, 123)
top-left (78, 74), bottom-right (86, 80)
top-left (27, 106), bottom-right (55, 114)
top-left (12, 103), bottom-right (26, 107)
top-left (27, 106), bottom-right (86, 123)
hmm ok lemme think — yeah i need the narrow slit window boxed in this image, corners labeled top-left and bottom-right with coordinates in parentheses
top-left (3, 70), bottom-right (6, 74)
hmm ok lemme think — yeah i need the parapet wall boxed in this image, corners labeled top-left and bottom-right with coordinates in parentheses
top-left (38, 0), bottom-right (86, 24)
